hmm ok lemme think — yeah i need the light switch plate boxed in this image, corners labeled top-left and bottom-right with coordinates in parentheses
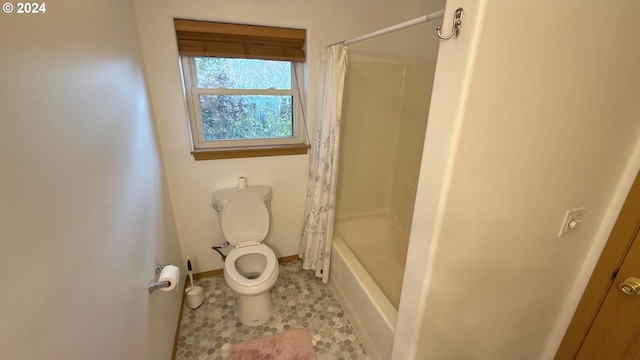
top-left (558, 207), bottom-right (586, 237)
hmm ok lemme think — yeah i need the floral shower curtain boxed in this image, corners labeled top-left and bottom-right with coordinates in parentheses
top-left (299, 44), bottom-right (348, 283)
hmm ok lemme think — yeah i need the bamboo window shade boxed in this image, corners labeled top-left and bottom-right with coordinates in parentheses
top-left (174, 19), bottom-right (306, 62)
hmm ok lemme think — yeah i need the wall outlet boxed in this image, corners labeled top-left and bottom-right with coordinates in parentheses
top-left (558, 207), bottom-right (586, 237)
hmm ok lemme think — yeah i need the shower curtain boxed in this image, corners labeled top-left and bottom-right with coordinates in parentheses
top-left (299, 44), bottom-right (348, 283)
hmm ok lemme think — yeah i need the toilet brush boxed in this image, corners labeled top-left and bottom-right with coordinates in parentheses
top-left (185, 256), bottom-right (205, 309)
top-left (187, 257), bottom-right (194, 289)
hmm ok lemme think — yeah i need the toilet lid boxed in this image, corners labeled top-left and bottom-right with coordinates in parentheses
top-left (220, 188), bottom-right (269, 245)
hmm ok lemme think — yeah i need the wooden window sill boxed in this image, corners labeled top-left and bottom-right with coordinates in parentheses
top-left (192, 143), bottom-right (309, 160)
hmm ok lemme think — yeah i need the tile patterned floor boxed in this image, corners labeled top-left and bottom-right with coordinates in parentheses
top-left (175, 260), bottom-right (367, 360)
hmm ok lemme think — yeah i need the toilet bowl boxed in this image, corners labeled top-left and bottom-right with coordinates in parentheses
top-left (213, 185), bottom-right (279, 326)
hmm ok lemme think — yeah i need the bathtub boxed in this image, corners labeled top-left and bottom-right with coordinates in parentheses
top-left (329, 213), bottom-right (408, 360)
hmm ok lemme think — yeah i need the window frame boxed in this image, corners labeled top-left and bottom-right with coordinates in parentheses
top-left (181, 56), bottom-right (306, 155)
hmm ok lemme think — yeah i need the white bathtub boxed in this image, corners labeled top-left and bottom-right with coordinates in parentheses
top-left (329, 213), bottom-right (408, 360)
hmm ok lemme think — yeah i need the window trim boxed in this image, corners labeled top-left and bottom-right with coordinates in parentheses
top-left (191, 143), bottom-right (310, 160)
top-left (181, 57), bottom-right (306, 155)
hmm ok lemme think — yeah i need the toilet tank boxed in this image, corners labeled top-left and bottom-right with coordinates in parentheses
top-left (212, 185), bottom-right (272, 217)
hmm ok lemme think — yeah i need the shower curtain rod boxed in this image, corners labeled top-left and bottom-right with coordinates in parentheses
top-left (341, 10), bottom-right (445, 46)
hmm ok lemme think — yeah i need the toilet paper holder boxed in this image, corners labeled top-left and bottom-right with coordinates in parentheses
top-left (154, 263), bottom-right (170, 275)
top-left (148, 280), bottom-right (171, 293)
top-left (148, 263), bottom-right (175, 294)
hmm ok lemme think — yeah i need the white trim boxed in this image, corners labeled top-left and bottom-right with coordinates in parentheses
top-left (391, 1), bottom-right (488, 358)
top-left (180, 56), bottom-right (305, 150)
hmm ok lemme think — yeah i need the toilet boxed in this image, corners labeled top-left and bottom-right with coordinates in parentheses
top-left (212, 184), bottom-right (279, 326)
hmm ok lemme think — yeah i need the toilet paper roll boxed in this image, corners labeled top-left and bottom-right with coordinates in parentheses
top-left (238, 177), bottom-right (247, 189)
top-left (158, 265), bottom-right (180, 291)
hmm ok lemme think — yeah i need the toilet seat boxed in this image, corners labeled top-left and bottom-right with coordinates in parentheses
top-left (221, 189), bottom-right (277, 289)
top-left (220, 189), bottom-right (269, 246)
top-left (224, 244), bottom-right (278, 288)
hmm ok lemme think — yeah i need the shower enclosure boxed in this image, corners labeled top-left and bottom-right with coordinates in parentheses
top-left (328, 17), bottom-right (441, 360)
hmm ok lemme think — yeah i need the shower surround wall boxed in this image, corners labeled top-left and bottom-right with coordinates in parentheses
top-left (330, 59), bottom-right (436, 359)
top-left (337, 60), bottom-right (436, 233)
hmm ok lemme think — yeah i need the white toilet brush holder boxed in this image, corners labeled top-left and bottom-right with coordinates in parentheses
top-left (186, 286), bottom-right (205, 309)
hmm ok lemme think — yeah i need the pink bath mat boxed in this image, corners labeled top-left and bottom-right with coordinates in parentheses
top-left (229, 328), bottom-right (318, 360)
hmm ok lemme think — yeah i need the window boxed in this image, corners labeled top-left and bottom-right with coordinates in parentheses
top-left (174, 19), bottom-right (308, 160)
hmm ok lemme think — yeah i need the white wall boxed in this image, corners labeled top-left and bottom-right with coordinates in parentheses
top-left (0, 0), bottom-right (183, 359)
top-left (131, 0), bottom-right (445, 273)
top-left (395, 1), bottom-right (640, 358)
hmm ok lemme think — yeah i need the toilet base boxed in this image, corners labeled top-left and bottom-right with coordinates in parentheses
top-left (236, 291), bottom-right (273, 326)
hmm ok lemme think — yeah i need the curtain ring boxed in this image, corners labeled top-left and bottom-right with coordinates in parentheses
top-left (436, 7), bottom-right (464, 40)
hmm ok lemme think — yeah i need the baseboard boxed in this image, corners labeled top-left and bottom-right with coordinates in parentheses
top-left (193, 269), bottom-right (223, 279)
top-left (278, 255), bottom-right (300, 263)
